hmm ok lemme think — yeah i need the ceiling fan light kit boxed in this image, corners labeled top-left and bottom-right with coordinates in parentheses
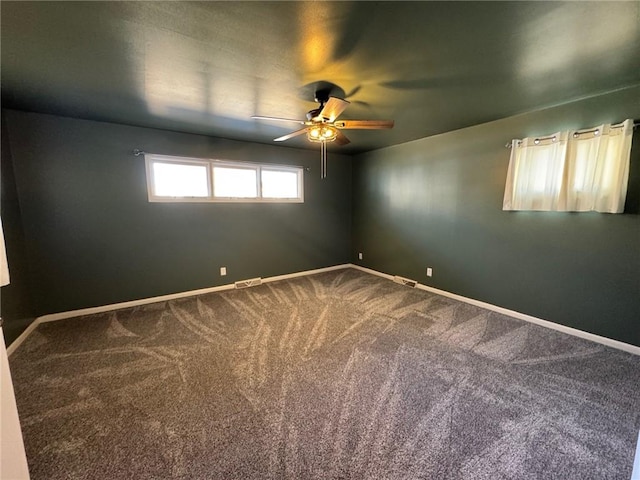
top-left (252, 91), bottom-right (394, 179)
top-left (307, 125), bottom-right (338, 142)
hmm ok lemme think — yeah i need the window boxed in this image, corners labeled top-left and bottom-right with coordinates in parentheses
top-left (261, 168), bottom-right (300, 199)
top-left (213, 165), bottom-right (258, 198)
top-left (503, 133), bottom-right (568, 211)
top-left (145, 154), bottom-right (304, 203)
top-left (503, 119), bottom-right (633, 213)
top-left (151, 159), bottom-right (210, 198)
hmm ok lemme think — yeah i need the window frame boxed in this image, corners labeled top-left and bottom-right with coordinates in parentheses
top-left (145, 154), bottom-right (304, 203)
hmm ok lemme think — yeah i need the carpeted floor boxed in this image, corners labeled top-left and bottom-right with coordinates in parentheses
top-left (8, 268), bottom-right (640, 479)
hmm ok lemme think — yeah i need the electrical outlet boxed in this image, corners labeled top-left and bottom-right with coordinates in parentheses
top-left (426, 267), bottom-right (433, 277)
top-left (358, 252), bottom-right (363, 260)
top-left (220, 267), bottom-right (227, 276)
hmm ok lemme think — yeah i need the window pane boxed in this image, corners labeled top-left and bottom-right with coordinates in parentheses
top-left (213, 167), bottom-right (257, 197)
top-left (261, 169), bottom-right (299, 198)
top-left (153, 162), bottom-right (209, 197)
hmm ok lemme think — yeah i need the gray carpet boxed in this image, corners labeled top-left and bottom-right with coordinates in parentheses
top-left (8, 268), bottom-right (640, 479)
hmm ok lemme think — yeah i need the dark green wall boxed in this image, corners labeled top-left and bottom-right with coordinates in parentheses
top-left (352, 85), bottom-right (640, 347)
top-left (1, 112), bottom-right (37, 345)
top-left (2, 110), bottom-right (351, 331)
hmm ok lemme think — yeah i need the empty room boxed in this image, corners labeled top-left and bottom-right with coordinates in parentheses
top-left (1, 2), bottom-right (639, 479)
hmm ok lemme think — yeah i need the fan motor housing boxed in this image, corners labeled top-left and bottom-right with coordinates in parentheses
top-left (306, 108), bottom-right (323, 122)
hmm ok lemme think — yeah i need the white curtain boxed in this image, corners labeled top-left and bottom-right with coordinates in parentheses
top-left (503, 119), bottom-right (634, 213)
top-left (503, 132), bottom-right (568, 211)
top-left (562, 119), bottom-right (633, 213)
top-left (0, 217), bottom-right (9, 287)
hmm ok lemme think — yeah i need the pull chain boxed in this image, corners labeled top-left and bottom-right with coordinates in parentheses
top-left (320, 141), bottom-right (327, 179)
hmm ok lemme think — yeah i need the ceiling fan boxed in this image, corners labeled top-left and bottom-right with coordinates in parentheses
top-left (252, 91), bottom-right (394, 178)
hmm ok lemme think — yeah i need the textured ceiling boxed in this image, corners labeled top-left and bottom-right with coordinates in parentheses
top-left (2, 1), bottom-right (639, 154)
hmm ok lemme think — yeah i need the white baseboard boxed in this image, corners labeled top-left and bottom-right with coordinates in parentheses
top-left (8, 263), bottom-right (639, 357)
top-left (7, 264), bottom-right (351, 356)
top-left (6, 321), bottom-right (42, 358)
top-left (350, 264), bottom-right (640, 356)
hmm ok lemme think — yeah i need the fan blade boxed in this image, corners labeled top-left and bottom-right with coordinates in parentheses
top-left (252, 115), bottom-right (306, 124)
top-left (335, 130), bottom-right (351, 145)
top-left (334, 119), bottom-right (394, 129)
top-left (319, 96), bottom-right (350, 122)
top-left (274, 128), bottom-right (309, 142)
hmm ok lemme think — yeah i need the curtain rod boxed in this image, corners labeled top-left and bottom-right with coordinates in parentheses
top-left (505, 120), bottom-right (639, 148)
